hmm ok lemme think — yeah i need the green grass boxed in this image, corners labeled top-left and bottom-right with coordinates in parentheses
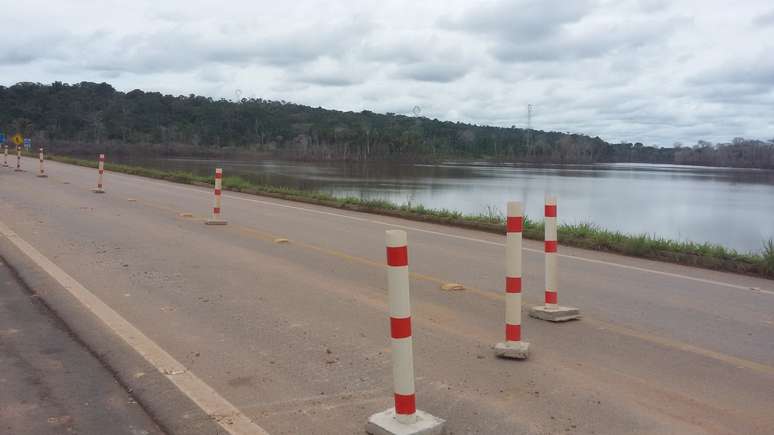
top-left (44, 154), bottom-right (774, 279)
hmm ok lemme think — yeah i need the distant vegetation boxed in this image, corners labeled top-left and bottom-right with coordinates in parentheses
top-left (2, 81), bottom-right (774, 168)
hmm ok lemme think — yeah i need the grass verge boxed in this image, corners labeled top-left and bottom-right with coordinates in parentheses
top-left (45, 154), bottom-right (774, 280)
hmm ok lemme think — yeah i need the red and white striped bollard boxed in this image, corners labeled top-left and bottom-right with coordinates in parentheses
top-left (529, 195), bottom-right (580, 322)
top-left (495, 201), bottom-right (529, 359)
top-left (37, 148), bottom-right (48, 177)
top-left (14, 145), bottom-right (22, 172)
top-left (3, 145), bottom-right (7, 167)
top-left (205, 168), bottom-right (228, 225)
top-left (366, 230), bottom-right (445, 435)
top-left (92, 154), bottom-right (105, 193)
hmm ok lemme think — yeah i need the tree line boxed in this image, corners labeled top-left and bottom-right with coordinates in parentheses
top-left (1, 81), bottom-right (772, 168)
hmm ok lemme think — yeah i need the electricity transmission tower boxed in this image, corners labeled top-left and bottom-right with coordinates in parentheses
top-left (526, 104), bottom-right (535, 157)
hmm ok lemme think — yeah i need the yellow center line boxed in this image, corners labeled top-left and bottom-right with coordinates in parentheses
top-left (133, 199), bottom-right (774, 377)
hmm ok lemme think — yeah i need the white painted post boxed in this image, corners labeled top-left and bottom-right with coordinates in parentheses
top-left (366, 230), bottom-right (445, 435)
top-left (544, 196), bottom-right (558, 307)
top-left (37, 148), bottom-right (47, 177)
top-left (529, 195), bottom-right (580, 322)
top-left (92, 154), bottom-right (105, 193)
top-left (495, 201), bottom-right (529, 358)
top-left (3, 145), bottom-right (7, 167)
top-left (205, 168), bottom-right (227, 225)
top-left (14, 145), bottom-right (22, 172)
top-left (386, 230), bottom-right (416, 424)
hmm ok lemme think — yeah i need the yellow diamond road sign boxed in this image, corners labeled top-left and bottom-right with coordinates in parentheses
top-left (12, 134), bottom-right (23, 146)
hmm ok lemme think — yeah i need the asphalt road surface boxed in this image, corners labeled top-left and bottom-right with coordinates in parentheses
top-left (0, 254), bottom-right (163, 435)
top-left (1, 156), bottom-right (773, 434)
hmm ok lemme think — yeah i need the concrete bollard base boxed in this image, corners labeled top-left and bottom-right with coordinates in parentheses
top-left (205, 219), bottom-right (228, 225)
top-left (529, 305), bottom-right (580, 322)
top-left (91, 188), bottom-right (105, 194)
top-left (14, 168), bottom-right (23, 172)
top-left (37, 174), bottom-right (48, 178)
top-left (366, 409), bottom-right (445, 435)
top-left (494, 341), bottom-right (530, 359)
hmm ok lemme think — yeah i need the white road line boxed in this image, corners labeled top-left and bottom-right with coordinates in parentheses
top-left (0, 220), bottom-right (270, 435)
top-left (88, 166), bottom-right (772, 293)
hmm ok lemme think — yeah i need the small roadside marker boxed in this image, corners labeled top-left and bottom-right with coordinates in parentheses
top-left (37, 148), bottom-right (48, 178)
top-left (495, 201), bottom-right (529, 359)
top-left (205, 168), bottom-right (227, 225)
top-left (14, 146), bottom-right (22, 172)
top-left (92, 154), bottom-right (106, 193)
top-left (366, 230), bottom-right (445, 435)
top-left (529, 195), bottom-right (580, 322)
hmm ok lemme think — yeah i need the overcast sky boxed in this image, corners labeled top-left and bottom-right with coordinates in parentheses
top-left (1, 0), bottom-right (773, 145)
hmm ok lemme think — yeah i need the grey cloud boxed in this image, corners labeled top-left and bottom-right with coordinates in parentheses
top-left (691, 53), bottom-right (774, 87)
top-left (0, 33), bottom-right (70, 65)
top-left (397, 62), bottom-right (470, 83)
top-left (442, 0), bottom-right (683, 64)
top-left (292, 70), bottom-right (364, 87)
top-left (441, 0), bottom-right (593, 41)
top-left (72, 19), bottom-right (373, 74)
top-left (754, 10), bottom-right (774, 26)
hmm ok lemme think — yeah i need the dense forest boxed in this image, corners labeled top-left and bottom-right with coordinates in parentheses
top-left (1, 81), bottom-right (773, 168)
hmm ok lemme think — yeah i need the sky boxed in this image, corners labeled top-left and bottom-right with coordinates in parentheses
top-left (1, 0), bottom-right (773, 146)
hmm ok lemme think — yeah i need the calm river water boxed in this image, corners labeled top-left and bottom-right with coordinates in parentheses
top-left (114, 157), bottom-right (774, 253)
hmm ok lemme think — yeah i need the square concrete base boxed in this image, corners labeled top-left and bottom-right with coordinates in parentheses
top-left (91, 188), bottom-right (105, 194)
top-left (529, 305), bottom-right (580, 322)
top-left (366, 409), bottom-right (445, 435)
top-left (494, 341), bottom-right (530, 359)
top-left (205, 219), bottom-right (228, 225)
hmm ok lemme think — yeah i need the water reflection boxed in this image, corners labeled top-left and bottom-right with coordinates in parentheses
top-left (113, 157), bottom-right (774, 252)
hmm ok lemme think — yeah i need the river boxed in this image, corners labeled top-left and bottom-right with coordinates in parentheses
top-left (111, 157), bottom-right (774, 253)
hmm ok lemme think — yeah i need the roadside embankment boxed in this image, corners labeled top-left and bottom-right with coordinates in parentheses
top-left (43, 154), bottom-right (774, 279)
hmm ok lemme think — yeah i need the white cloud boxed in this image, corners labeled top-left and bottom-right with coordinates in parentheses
top-left (1, 0), bottom-right (773, 145)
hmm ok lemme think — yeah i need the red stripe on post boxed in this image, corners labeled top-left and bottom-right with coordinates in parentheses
top-left (215, 172), bottom-right (223, 179)
top-left (506, 216), bottom-right (523, 233)
top-left (390, 317), bottom-right (412, 339)
top-left (545, 291), bottom-right (557, 304)
top-left (386, 246), bottom-right (408, 267)
top-left (505, 276), bottom-right (522, 293)
top-left (394, 393), bottom-right (416, 415)
top-left (545, 204), bottom-right (557, 217)
top-left (214, 189), bottom-right (221, 195)
top-left (505, 324), bottom-right (521, 341)
top-left (545, 240), bottom-right (557, 252)
top-left (213, 207), bottom-right (220, 214)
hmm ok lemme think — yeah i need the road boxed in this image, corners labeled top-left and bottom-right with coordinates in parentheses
top-left (0, 250), bottom-right (163, 434)
top-left (1, 156), bottom-right (773, 434)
